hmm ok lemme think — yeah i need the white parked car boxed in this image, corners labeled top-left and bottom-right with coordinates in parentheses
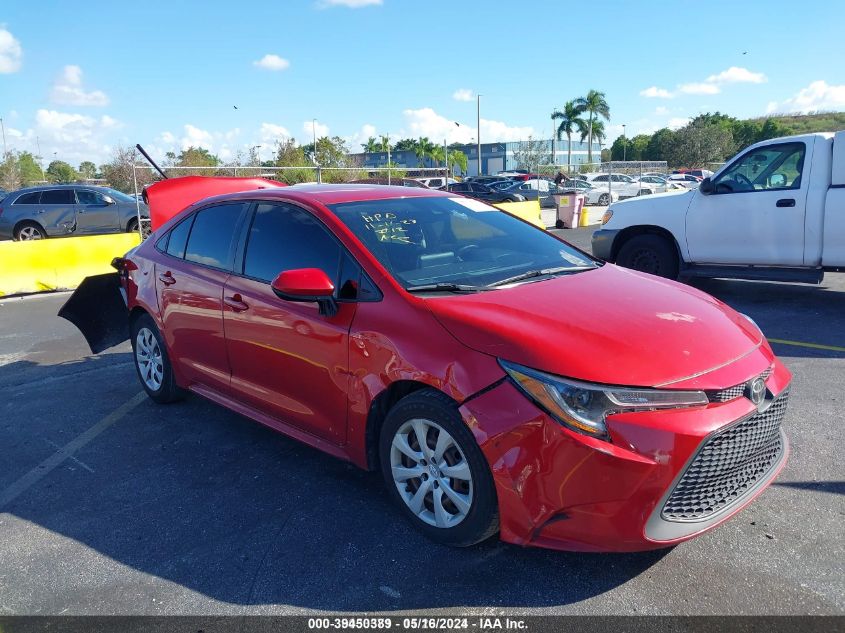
top-left (414, 176), bottom-right (459, 189)
top-left (561, 179), bottom-right (620, 206)
top-left (592, 131), bottom-right (845, 283)
top-left (666, 173), bottom-right (702, 189)
top-left (582, 173), bottom-right (655, 198)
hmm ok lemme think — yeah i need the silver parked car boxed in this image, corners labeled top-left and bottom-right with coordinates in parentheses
top-left (0, 185), bottom-right (149, 241)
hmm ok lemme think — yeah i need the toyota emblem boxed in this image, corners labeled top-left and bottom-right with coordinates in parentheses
top-left (747, 377), bottom-right (766, 407)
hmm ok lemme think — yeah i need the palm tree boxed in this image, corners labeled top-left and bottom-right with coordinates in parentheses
top-left (362, 137), bottom-right (379, 153)
top-left (449, 149), bottom-right (468, 175)
top-left (414, 137), bottom-right (435, 168)
top-left (430, 145), bottom-right (446, 167)
top-left (551, 101), bottom-right (588, 172)
top-left (573, 90), bottom-right (610, 163)
top-left (580, 120), bottom-right (607, 149)
top-left (379, 134), bottom-right (391, 153)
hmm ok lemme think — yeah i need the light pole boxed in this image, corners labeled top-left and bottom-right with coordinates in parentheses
top-left (0, 117), bottom-right (6, 159)
top-left (476, 94), bottom-right (482, 177)
top-left (622, 124), bottom-right (627, 162)
top-left (35, 136), bottom-right (45, 181)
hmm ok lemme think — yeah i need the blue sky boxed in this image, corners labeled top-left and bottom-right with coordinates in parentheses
top-left (1, 0), bottom-right (844, 165)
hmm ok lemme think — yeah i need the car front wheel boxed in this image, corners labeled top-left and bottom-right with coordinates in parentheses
top-left (598, 193), bottom-right (610, 205)
top-left (379, 389), bottom-right (499, 547)
top-left (616, 234), bottom-right (679, 279)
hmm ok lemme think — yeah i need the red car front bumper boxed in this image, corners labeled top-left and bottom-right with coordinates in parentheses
top-left (460, 359), bottom-right (791, 552)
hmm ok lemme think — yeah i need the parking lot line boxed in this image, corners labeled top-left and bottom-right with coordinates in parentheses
top-left (767, 338), bottom-right (845, 353)
top-left (0, 391), bottom-right (146, 510)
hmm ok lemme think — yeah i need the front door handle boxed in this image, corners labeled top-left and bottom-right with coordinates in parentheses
top-left (224, 294), bottom-right (249, 312)
top-left (776, 198), bottom-right (796, 207)
top-left (158, 272), bottom-right (176, 286)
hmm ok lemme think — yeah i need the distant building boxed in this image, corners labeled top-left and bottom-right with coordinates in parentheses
top-left (351, 138), bottom-right (603, 176)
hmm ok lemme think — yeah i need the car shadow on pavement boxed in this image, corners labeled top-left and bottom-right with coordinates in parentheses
top-left (0, 354), bottom-right (670, 612)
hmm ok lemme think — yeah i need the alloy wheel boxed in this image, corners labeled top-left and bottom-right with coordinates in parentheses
top-left (18, 226), bottom-right (43, 240)
top-left (135, 327), bottom-right (164, 391)
top-left (389, 418), bottom-right (474, 528)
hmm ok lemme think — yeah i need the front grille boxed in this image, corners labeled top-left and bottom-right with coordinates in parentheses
top-left (707, 366), bottom-right (773, 403)
top-left (662, 389), bottom-right (788, 521)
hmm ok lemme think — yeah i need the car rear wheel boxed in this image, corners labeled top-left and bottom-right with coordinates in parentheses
top-left (379, 389), bottom-right (498, 547)
top-left (616, 234), bottom-right (679, 279)
top-left (15, 222), bottom-right (47, 241)
top-left (131, 314), bottom-right (184, 404)
top-left (127, 218), bottom-right (151, 240)
top-left (598, 193), bottom-right (610, 205)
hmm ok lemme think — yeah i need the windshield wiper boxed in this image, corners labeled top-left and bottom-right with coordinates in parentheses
top-left (488, 265), bottom-right (595, 287)
top-left (405, 282), bottom-right (492, 293)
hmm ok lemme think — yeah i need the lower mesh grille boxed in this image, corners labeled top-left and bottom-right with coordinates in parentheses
top-left (662, 389), bottom-right (788, 521)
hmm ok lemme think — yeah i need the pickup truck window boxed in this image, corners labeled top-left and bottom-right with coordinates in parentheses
top-left (713, 142), bottom-right (805, 194)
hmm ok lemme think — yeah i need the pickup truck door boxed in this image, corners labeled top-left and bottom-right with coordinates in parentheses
top-left (685, 141), bottom-right (809, 266)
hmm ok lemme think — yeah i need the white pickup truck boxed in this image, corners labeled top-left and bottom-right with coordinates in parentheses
top-left (591, 131), bottom-right (845, 283)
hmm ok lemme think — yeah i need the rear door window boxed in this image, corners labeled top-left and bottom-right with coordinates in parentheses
top-left (164, 215), bottom-right (195, 259)
top-left (40, 189), bottom-right (75, 204)
top-left (14, 192), bottom-right (41, 204)
top-left (184, 203), bottom-right (245, 270)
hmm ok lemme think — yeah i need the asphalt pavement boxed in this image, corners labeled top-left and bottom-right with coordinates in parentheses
top-left (0, 228), bottom-right (843, 615)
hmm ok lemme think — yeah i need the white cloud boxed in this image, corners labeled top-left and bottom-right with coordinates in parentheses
top-left (767, 80), bottom-right (845, 114)
top-left (654, 106), bottom-right (669, 115)
top-left (452, 88), bottom-right (474, 102)
top-left (259, 122), bottom-right (291, 144)
top-left (346, 123), bottom-right (377, 150)
top-left (253, 54), bottom-right (290, 71)
top-left (15, 108), bottom-right (123, 164)
top-left (0, 27), bottom-right (22, 73)
top-left (640, 86), bottom-right (673, 99)
top-left (317, 0), bottom-right (382, 7)
top-left (303, 120), bottom-right (330, 138)
top-left (50, 65), bottom-right (109, 106)
top-left (668, 117), bottom-right (691, 129)
top-left (706, 66), bottom-right (766, 84)
top-left (678, 82), bottom-right (721, 95)
top-left (399, 107), bottom-right (536, 144)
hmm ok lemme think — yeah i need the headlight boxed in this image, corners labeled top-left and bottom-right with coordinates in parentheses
top-left (500, 360), bottom-right (708, 441)
top-left (601, 209), bottom-right (613, 225)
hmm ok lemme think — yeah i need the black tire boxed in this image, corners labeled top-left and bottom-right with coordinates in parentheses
top-left (555, 219), bottom-right (564, 229)
top-left (130, 313), bottom-right (185, 404)
top-left (379, 389), bottom-right (499, 547)
top-left (127, 218), bottom-right (139, 233)
top-left (616, 234), bottom-right (679, 279)
top-left (14, 221), bottom-right (47, 241)
top-left (598, 193), bottom-right (610, 205)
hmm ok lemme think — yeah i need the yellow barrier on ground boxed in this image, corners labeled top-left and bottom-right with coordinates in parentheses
top-left (492, 200), bottom-right (544, 229)
top-left (0, 233), bottom-right (141, 297)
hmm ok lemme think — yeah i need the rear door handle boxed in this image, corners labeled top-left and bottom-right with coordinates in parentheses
top-left (776, 198), bottom-right (795, 207)
top-left (158, 272), bottom-right (176, 285)
top-left (224, 294), bottom-right (249, 312)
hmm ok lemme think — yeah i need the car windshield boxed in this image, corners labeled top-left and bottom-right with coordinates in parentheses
top-left (330, 196), bottom-right (598, 290)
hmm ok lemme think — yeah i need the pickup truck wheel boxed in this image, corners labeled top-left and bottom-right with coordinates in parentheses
top-left (616, 234), bottom-right (679, 279)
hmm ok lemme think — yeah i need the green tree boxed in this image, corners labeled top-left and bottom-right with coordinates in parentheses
top-left (664, 120), bottom-right (736, 168)
top-left (100, 145), bottom-right (156, 192)
top-left (362, 136), bottom-right (379, 153)
top-left (393, 138), bottom-right (418, 152)
top-left (175, 147), bottom-right (220, 167)
top-left (581, 120), bottom-right (606, 150)
top-left (551, 100), bottom-right (588, 171)
top-left (379, 135), bottom-right (391, 152)
top-left (46, 160), bottom-right (78, 183)
top-left (78, 161), bottom-right (98, 180)
top-left (448, 149), bottom-right (468, 174)
top-left (573, 89), bottom-right (610, 163)
top-left (430, 144), bottom-right (445, 167)
top-left (414, 137), bottom-right (435, 168)
top-left (273, 138), bottom-right (314, 184)
top-left (645, 128), bottom-right (676, 161)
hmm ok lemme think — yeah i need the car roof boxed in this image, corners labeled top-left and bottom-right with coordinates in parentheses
top-left (219, 183), bottom-right (454, 206)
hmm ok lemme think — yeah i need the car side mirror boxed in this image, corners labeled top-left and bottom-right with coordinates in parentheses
top-left (769, 173), bottom-right (786, 188)
top-left (699, 177), bottom-right (714, 195)
top-left (271, 268), bottom-right (338, 316)
top-left (102, 195), bottom-right (115, 205)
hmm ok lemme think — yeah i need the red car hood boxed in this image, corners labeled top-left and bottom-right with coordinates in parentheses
top-left (424, 264), bottom-right (762, 387)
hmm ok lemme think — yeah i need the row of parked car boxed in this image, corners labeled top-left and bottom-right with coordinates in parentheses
top-left (0, 184), bottom-right (150, 241)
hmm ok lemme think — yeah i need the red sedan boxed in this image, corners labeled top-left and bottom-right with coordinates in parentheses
top-left (73, 183), bottom-right (791, 551)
